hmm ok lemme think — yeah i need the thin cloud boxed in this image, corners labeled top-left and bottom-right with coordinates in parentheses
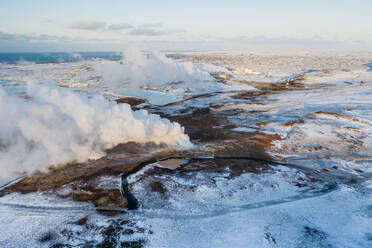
top-left (168, 28), bottom-right (187, 34)
top-left (140, 23), bottom-right (162, 28)
top-left (0, 32), bottom-right (63, 42)
top-left (41, 18), bottom-right (56, 24)
top-left (68, 21), bottom-right (107, 30)
top-left (0, 31), bottom-right (112, 45)
top-left (0, 31), bottom-right (127, 52)
top-left (129, 28), bottom-right (166, 36)
top-left (0, 31), bottom-right (17, 41)
top-left (108, 23), bottom-right (134, 30)
top-left (1, 31), bottom-right (370, 52)
top-left (221, 35), bottom-right (339, 46)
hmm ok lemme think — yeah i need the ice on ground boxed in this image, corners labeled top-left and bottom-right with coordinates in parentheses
top-left (247, 81), bottom-right (372, 173)
top-left (135, 183), bottom-right (372, 248)
top-left (1, 165), bottom-right (371, 248)
top-left (124, 165), bottom-right (372, 248)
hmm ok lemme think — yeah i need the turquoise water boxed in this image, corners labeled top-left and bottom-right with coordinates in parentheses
top-left (1, 85), bottom-right (26, 94)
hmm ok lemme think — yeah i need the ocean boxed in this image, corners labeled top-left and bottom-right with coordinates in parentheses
top-left (0, 52), bottom-right (186, 64)
top-left (0, 52), bottom-right (122, 64)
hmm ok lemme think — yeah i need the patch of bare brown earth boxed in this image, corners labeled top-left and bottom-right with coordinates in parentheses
top-left (0, 142), bottom-right (186, 215)
top-left (283, 119), bottom-right (305, 127)
top-left (115, 96), bottom-right (148, 109)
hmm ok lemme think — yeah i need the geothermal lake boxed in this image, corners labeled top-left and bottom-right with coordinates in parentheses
top-left (0, 50), bottom-right (372, 247)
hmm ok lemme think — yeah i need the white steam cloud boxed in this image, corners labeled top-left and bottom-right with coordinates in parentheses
top-left (0, 81), bottom-right (192, 182)
top-left (93, 47), bottom-right (212, 90)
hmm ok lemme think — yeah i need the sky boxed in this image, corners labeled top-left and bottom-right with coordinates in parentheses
top-left (0, 0), bottom-right (371, 52)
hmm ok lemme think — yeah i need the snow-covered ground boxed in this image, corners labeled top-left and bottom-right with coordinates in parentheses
top-left (1, 50), bottom-right (372, 247)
